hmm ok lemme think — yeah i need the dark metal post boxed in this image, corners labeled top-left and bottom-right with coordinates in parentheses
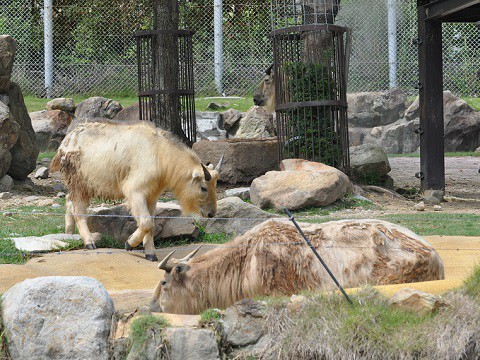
top-left (284, 208), bottom-right (353, 305)
top-left (417, 4), bottom-right (445, 192)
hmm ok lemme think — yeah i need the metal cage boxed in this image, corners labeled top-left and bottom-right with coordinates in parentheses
top-left (135, 29), bottom-right (196, 145)
top-left (272, 24), bottom-right (350, 171)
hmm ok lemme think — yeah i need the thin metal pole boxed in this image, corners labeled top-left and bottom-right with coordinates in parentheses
top-left (44, 0), bottom-right (53, 98)
top-left (214, 0), bottom-right (223, 94)
top-left (388, 0), bottom-right (397, 88)
top-left (284, 208), bottom-right (353, 305)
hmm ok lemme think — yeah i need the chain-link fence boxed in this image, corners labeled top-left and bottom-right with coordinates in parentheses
top-left (1, 0), bottom-right (479, 97)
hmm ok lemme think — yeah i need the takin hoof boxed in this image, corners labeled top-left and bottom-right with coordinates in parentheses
top-left (145, 254), bottom-right (158, 262)
top-left (85, 243), bottom-right (96, 250)
top-left (125, 241), bottom-right (133, 251)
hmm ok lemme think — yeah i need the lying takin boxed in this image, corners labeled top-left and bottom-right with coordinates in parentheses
top-left (50, 121), bottom-right (222, 261)
top-left (253, 64), bottom-right (275, 114)
top-left (151, 219), bottom-right (444, 314)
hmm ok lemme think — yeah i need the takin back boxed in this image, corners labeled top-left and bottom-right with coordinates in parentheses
top-left (151, 219), bottom-right (444, 314)
top-left (50, 121), bottom-right (222, 261)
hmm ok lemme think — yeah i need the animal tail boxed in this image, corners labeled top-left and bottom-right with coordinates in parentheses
top-left (49, 150), bottom-right (62, 172)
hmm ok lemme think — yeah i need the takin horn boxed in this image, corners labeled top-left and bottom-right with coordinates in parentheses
top-left (265, 64), bottom-right (273, 75)
top-left (178, 245), bottom-right (202, 262)
top-left (215, 154), bottom-right (224, 173)
top-left (158, 250), bottom-right (176, 271)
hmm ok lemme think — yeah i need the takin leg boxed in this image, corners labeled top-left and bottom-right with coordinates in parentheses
top-left (65, 193), bottom-right (75, 234)
top-left (125, 194), bottom-right (158, 262)
top-left (71, 194), bottom-right (102, 250)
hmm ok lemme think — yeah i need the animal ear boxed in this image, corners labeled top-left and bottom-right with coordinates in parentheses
top-left (174, 264), bottom-right (190, 274)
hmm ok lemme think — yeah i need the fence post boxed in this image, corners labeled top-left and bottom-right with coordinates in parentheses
top-left (44, 0), bottom-right (53, 98)
top-left (387, 0), bottom-right (397, 89)
top-left (214, 0), bottom-right (223, 95)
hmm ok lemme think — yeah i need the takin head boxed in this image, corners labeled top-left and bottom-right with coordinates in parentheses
top-left (253, 64), bottom-right (275, 114)
top-left (178, 155), bottom-right (223, 219)
top-left (150, 247), bottom-right (202, 314)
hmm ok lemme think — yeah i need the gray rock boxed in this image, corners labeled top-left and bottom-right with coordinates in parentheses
top-left (232, 105), bottom-right (275, 139)
top-left (222, 299), bottom-right (268, 348)
top-left (379, 118), bottom-right (420, 154)
top-left (8, 233), bottom-right (81, 252)
top-left (347, 88), bottom-right (407, 127)
top-left (195, 111), bottom-right (224, 140)
top-left (0, 35), bottom-right (16, 93)
top-left (0, 100), bottom-right (19, 178)
top-left (6, 83), bottom-right (39, 180)
top-left (224, 187), bottom-right (250, 200)
top-left (46, 98), bottom-right (75, 112)
top-left (164, 328), bottom-right (220, 360)
top-left (0, 174), bottom-right (13, 192)
top-left (196, 196), bottom-right (275, 236)
top-left (0, 191), bottom-right (11, 199)
top-left (222, 108), bottom-right (242, 131)
top-left (250, 170), bottom-right (350, 211)
top-left (14, 177), bottom-right (34, 191)
top-left (30, 109), bottom-right (72, 151)
top-left (52, 182), bottom-right (67, 192)
top-left (114, 103), bottom-right (141, 121)
top-left (1, 276), bottom-right (114, 360)
top-left (413, 201), bottom-right (426, 211)
top-left (34, 166), bottom-right (49, 179)
top-left (88, 202), bottom-right (198, 247)
top-left (74, 96), bottom-right (122, 120)
top-left (193, 138), bottom-right (279, 184)
top-left (349, 144), bottom-right (391, 182)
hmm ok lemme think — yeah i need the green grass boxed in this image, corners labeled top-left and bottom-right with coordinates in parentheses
top-left (262, 283), bottom-right (480, 359)
top-left (199, 308), bottom-right (221, 326)
top-left (128, 315), bottom-right (170, 354)
top-left (463, 264), bottom-right (480, 299)
top-left (195, 96), bottom-right (253, 113)
top-left (37, 151), bottom-right (57, 161)
top-left (465, 97), bottom-right (480, 111)
top-left (23, 95), bottom-right (139, 113)
top-left (24, 94), bottom-right (255, 114)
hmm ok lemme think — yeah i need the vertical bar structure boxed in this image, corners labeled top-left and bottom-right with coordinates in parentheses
top-left (44, 0), bottom-right (53, 98)
top-left (417, 4), bottom-right (445, 191)
top-left (136, 29), bottom-right (197, 145)
top-left (273, 25), bottom-right (350, 172)
top-left (388, 0), bottom-right (397, 88)
top-left (214, 0), bottom-right (223, 95)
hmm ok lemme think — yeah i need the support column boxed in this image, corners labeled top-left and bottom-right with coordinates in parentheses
top-left (417, 5), bottom-right (445, 191)
top-left (44, 0), bottom-right (53, 98)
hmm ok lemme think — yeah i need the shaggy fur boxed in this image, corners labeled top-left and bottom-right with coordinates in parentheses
top-left (151, 219), bottom-right (444, 314)
top-left (51, 121), bottom-right (220, 260)
top-left (253, 65), bottom-right (275, 114)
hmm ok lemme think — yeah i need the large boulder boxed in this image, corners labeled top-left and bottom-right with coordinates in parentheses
top-left (0, 35), bottom-right (16, 93)
top-left (196, 196), bottom-right (276, 236)
top-left (231, 105), bottom-right (275, 139)
top-left (378, 117), bottom-right (420, 154)
top-left (6, 82), bottom-right (39, 179)
top-left (87, 202), bottom-right (198, 247)
top-left (250, 169), bottom-right (351, 211)
top-left (30, 109), bottom-right (72, 151)
top-left (0, 100), bottom-right (19, 177)
top-left (115, 102), bottom-right (140, 121)
top-left (1, 276), bottom-right (114, 360)
top-left (46, 98), bottom-right (75, 113)
top-left (74, 96), bottom-right (122, 120)
top-left (195, 111), bottom-right (225, 140)
top-left (164, 328), bottom-right (220, 360)
top-left (349, 144), bottom-right (391, 183)
top-left (347, 88), bottom-right (407, 127)
top-left (193, 138), bottom-right (279, 184)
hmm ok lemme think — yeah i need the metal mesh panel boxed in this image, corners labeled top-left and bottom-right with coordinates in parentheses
top-left (273, 24), bottom-right (349, 170)
top-left (2, 0), bottom-right (479, 97)
top-left (136, 30), bottom-right (196, 145)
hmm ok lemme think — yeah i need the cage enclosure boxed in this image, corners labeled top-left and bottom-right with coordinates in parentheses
top-left (135, 1), bottom-right (196, 146)
top-left (270, 0), bottom-right (350, 171)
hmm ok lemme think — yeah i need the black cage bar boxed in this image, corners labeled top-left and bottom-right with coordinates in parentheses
top-left (135, 29), bottom-right (196, 145)
top-left (272, 24), bottom-right (349, 171)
